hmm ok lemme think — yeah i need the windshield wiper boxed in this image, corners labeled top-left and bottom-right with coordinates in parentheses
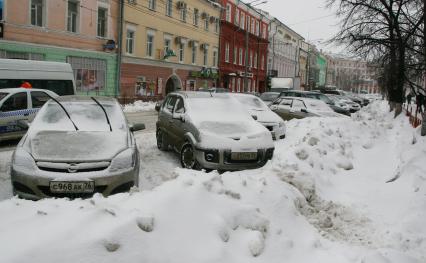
top-left (46, 94), bottom-right (79, 131)
top-left (91, 97), bottom-right (112, 132)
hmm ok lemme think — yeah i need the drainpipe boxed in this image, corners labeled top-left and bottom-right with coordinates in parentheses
top-left (271, 20), bottom-right (278, 76)
top-left (115, 0), bottom-right (124, 98)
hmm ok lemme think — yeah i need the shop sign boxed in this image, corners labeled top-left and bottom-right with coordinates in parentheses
top-left (189, 67), bottom-right (218, 79)
top-left (238, 71), bottom-right (253, 78)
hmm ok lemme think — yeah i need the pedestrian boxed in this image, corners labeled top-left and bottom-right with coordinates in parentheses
top-left (407, 92), bottom-right (412, 105)
top-left (416, 93), bottom-right (424, 113)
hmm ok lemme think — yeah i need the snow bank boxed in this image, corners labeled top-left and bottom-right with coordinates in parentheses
top-left (0, 101), bottom-right (425, 263)
top-left (122, 101), bottom-right (156, 113)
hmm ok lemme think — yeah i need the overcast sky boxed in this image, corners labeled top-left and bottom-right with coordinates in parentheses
top-left (256, 0), bottom-right (342, 53)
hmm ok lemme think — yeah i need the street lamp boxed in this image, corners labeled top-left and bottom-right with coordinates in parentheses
top-left (243, 0), bottom-right (267, 92)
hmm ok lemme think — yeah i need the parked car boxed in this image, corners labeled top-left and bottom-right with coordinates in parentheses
top-left (11, 96), bottom-right (146, 200)
top-left (0, 58), bottom-right (76, 95)
top-left (277, 90), bottom-right (350, 116)
top-left (329, 94), bottom-right (361, 113)
top-left (259, 92), bottom-right (280, 104)
top-left (0, 87), bottom-right (58, 142)
top-left (270, 97), bottom-right (342, 121)
top-left (156, 91), bottom-right (274, 171)
top-left (230, 93), bottom-right (286, 140)
top-left (197, 87), bottom-right (229, 93)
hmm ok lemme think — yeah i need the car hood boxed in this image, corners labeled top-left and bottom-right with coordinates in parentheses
top-left (28, 130), bottom-right (128, 162)
top-left (312, 110), bottom-right (344, 118)
top-left (248, 109), bottom-right (282, 123)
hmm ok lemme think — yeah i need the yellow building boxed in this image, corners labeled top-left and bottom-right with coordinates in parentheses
top-left (121, 0), bottom-right (221, 97)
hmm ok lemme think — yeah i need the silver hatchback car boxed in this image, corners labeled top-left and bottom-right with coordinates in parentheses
top-left (11, 96), bottom-right (145, 199)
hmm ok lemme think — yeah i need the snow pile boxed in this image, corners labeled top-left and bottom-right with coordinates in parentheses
top-left (122, 101), bottom-right (156, 113)
top-left (0, 101), bottom-right (425, 263)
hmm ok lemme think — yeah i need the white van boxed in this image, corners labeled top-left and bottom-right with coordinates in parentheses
top-left (0, 59), bottom-right (76, 95)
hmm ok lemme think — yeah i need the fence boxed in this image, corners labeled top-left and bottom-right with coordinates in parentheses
top-left (405, 103), bottom-right (424, 128)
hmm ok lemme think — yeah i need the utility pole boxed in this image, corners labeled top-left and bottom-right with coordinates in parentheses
top-left (244, 23), bottom-right (249, 92)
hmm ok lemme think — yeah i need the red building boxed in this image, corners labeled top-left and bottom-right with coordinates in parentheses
top-left (219, 0), bottom-right (269, 93)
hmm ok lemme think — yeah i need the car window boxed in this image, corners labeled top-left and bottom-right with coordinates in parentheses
top-left (174, 97), bottom-right (185, 114)
top-left (279, 98), bottom-right (293, 107)
top-left (31, 91), bottom-right (51, 108)
top-left (164, 96), bottom-right (177, 113)
top-left (292, 100), bottom-right (306, 111)
top-left (0, 92), bottom-right (28, 112)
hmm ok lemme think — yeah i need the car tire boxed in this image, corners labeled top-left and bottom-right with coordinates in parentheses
top-left (156, 128), bottom-right (168, 151)
top-left (180, 143), bottom-right (200, 170)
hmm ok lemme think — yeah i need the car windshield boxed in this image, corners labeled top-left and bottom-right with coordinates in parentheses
top-left (260, 92), bottom-right (279, 101)
top-left (305, 100), bottom-right (333, 112)
top-left (187, 97), bottom-right (249, 122)
top-left (234, 96), bottom-right (269, 110)
top-left (31, 100), bottom-right (127, 132)
top-left (0, 92), bottom-right (8, 101)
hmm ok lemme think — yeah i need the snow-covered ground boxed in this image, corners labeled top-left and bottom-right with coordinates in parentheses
top-left (122, 100), bottom-right (157, 113)
top-left (0, 101), bottom-right (425, 263)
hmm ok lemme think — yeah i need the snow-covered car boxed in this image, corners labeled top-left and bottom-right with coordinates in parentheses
top-left (0, 87), bottom-right (58, 141)
top-left (329, 95), bottom-right (361, 113)
top-left (230, 93), bottom-right (286, 140)
top-left (156, 91), bottom-right (274, 171)
top-left (270, 97), bottom-right (343, 121)
top-left (11, 96), bottom-right (146, 199)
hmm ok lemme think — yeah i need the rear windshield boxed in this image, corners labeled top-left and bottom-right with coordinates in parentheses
top-left (0, 79), bottom-right (74, 96)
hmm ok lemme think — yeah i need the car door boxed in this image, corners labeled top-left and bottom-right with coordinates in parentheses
top-left (159, 95), bottom-right (178, 147)
top-left (0, 91), bottom-right (30, 139)
top-left (290, 99), bottom-right (308, 119)
top-left (273, 98), bottom-right (293, 121)
top-left (29, 90), bottom-right (52, 122)
top-left (171, 96), bottom-right (187, 151)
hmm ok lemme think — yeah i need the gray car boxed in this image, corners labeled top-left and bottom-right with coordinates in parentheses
top-left (156, 92), bottom-right (275, 171)
top-left (11, 96), bottom-right (145, 200)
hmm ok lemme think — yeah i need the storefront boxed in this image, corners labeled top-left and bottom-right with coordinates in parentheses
top-left (0, 40), bottom-right (118, 96)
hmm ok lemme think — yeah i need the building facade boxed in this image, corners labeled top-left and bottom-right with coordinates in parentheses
top-left (120, 0), bottom-right (221, 98)
top-left (219, 0), bottom-right (269, 93)
top-left (267, 17), bottom-right (304, 81)
top-left (0, 0), bottom-right (119, 96)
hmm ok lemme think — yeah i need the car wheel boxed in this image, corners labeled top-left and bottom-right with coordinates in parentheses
top-left (156, 128), bottom-right (168, 151)
top-left (180, 143), bottom-right (199, 170)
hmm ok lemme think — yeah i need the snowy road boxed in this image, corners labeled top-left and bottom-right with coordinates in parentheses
top-left (0, 102), bottom-right (425, 263)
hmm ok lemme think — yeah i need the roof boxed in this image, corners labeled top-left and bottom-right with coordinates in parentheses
top-left (54, 95), bottom-right (117, 103)
top-left (0, 59), bottom-right (73, 72)
top-left (0, 88), bottom-right (58, 94)
top-left (169, 91), bottom-right (229, 99)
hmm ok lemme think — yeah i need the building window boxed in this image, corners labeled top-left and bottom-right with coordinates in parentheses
top-left (67, 1), bottom-right (79, 33)
top-left (213, 48), bottom-right (218, 67)
top-left (239, 48), bottom-right (243, 65)
top-left (126, 30), bottom-right (135, 54)
top-left (233, 47), bottom-right (237, 64)
top-left (193, 9), bottom-right (199, 26)
top-left (148, 0), bottom-right (156, 10)
top-left (68, 57), bottom-right (106, 93)
top-left (261, 55), bottom-right (265, 70)
top-left (97, 7), bottom-right (108, 37)
top-left (237, 78), bottom-right (241, 92)
top-left (31, 0), bottom-right (44, 27)
top-left (180, 6), bottom-right (187, 22)
top-left (214, 19), bottom-right (219, 33)
top-left (164, 38), bottom-right (171, 53)
top-left (191, 44), bottom-right (197, 64)
top-left (249, 51), bottom-right (253, 68)
top-left (255, 20), bottom-right (259, 36)
top-left (240, 13), bottom-right (245, 30)
top-left (203, 48), bottom-right (208, 66)
top-left (254, 53), bottom-right (258, 68)
top-left (262, 24), bottom-right (267, 39)
top-left (165, 0), bottom-right (172, 16)
top-left (251, 18), bottom-right (255, 34)
top-left (234, 9), bottom-right (239, 26)
top-left (179, 43), bottom-right (184, 62)
top-left (225, 42), bottom-right (230, 63)
top-left (225, 3), bottom-right (231, 22)
top-left (204, 16), bottom-right (209, 31)
top-left (146, 33), bottom-right (154, 57)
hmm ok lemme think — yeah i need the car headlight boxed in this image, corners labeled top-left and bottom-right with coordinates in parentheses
top-left (109, 148), bottom-right (136, 172)
top-left (12, 148), bottom-right (37, 171)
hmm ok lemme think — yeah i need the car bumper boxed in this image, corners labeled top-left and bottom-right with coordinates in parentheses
top-left (11, 165), bottom-right (139, 200)
top-left (193, 147), bottom-right (274, 171)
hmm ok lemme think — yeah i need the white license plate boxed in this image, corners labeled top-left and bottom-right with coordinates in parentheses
top-left (49, 181), bottom-right (95, 193)
top-left (231, 152), bottom-right (257, 161)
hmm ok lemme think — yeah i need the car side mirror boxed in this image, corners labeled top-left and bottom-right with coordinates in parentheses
top-left (130, 123), bottom-right (145, 132)
top-left (270, 105), bottom-right (278, 111)
top-left (173, 113), bottom-right (185, 122)
top-left (17, 119), bottom-right (30, 130)
top-left (301, 108), bottom-right (308, 113)
top-left (155, 102), bottom-right (161, 112)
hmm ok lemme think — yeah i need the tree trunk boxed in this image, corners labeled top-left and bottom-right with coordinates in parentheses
top-left (421, 113), bottom-right (426, 136)
top-left (394, 103), bottom-right (402, 117)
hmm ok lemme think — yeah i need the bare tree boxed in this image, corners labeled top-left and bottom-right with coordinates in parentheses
top-left (327, 0), bottom-right (424, 117)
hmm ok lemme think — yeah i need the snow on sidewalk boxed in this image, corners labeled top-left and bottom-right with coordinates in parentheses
top-left (122, 101), bottom-right (157, 113)
top-left (0, 101), bottom-right (425, 263)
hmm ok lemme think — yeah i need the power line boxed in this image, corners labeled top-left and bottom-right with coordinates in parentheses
top-left (287, 14), bottom-right (335, 26)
